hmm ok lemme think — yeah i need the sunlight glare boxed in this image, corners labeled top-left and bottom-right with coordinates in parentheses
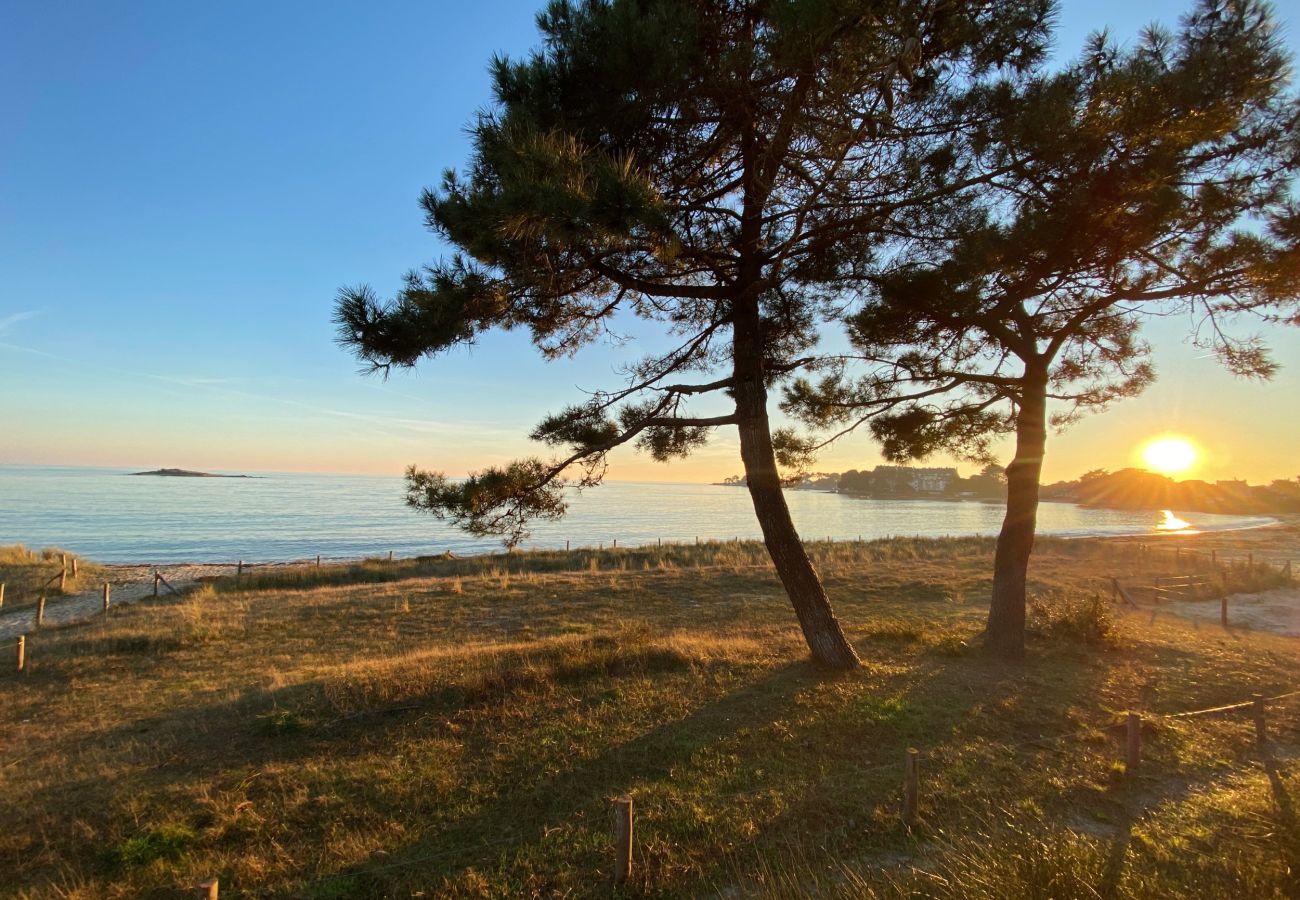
top-left (1141, 437), bottom-right (1197, 475)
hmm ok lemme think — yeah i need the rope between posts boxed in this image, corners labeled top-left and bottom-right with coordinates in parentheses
top-left (1157, 688), bottom-right (1300, 719)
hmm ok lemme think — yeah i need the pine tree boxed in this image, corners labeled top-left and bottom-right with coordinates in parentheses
top-left (783, 0), bottom-right (1300, 658)
top-left (334, 0), bottom-right (1052, 668)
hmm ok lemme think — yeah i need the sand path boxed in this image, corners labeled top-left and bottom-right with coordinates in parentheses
top-left (0, 563), bottom-right (233, 642)
top-left (1165, 587), bottom-right (1300, 637)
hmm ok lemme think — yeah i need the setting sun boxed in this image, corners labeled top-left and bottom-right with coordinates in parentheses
top-left (1142, 437), bottom-right (1198, 475)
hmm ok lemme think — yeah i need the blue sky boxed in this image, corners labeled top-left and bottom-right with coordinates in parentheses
top-left (2, 0), bottom-right (1298, 483)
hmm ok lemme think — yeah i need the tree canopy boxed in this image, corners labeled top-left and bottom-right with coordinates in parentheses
top-left (782, 0), bottom-right (1300, 656)
top-left (335, 0), bottom-right (1053, 668)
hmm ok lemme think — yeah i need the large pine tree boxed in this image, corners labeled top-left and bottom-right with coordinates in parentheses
top-left (334, 0), bottom-right (1051, 668)
top-left (783, 0), bottom-right (1300, 658)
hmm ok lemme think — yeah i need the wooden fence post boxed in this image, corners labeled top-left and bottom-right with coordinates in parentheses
top-left (1221, 596), bottom-right (1229, 628)
top-left (36, 596), bottom-right (45, 627)
top-left (16, 635), bottom-right (25, 673)
top-left (237, 560), bottom-right (244, 582)
top-left (565, 540), bottom-right (570, 551)
top-left (1126, 712), bottom-right (1142, 772)
top-left (194, 877), bottom-right (219, 899)
top-left (389, 550), bottom-right (394, 562)
top-left (154, 572), bottom-right (161, 598)
top-left (1253, 694), bottom-right (1267, 749)
top-left (59, 559), bottom-right (67, 592)
top-left (72, 557), bottom-right (78, 577)
top-left (613, 796), bottom-right (633, 885)
top-left (0, 582), bottom-right (5, 609)
top-left (902, 748), bottom-right (920, 828)
top-left (613, 539), bottom-right (617, 549)
top-left (316, 554), bottom-right (321, 568)
top-left (102, 582), bottom-right (110, 616)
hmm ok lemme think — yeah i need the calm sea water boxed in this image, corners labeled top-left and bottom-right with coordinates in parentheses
top-left (0, 465), bottom-right (1275, 564)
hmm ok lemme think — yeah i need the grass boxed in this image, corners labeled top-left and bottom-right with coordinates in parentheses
top-left (0, 544), bottom-right (104, 611)
top-left (2, 531), bottom-right (1299, 897)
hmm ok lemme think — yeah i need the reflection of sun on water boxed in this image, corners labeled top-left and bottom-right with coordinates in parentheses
top-left (1157, 510), bottom-right (1194, 532)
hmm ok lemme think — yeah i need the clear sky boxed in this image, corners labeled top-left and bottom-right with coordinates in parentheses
top-left (2, 0), bottom-right (1297, 485)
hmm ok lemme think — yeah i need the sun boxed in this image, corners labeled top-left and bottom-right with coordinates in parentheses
top-left (1141, 437), bottom-right (1197, 475)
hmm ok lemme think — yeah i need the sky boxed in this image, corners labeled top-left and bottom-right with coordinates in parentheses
top-left (2, 0), bottom-right (1297, 485)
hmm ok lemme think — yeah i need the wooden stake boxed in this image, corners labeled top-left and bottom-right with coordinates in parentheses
top-left (154, 572), bottom-right (161, 598)
top-left (237, 560), bottom-right (244, 581)
top-left (59, 561), bottom-right (67, 592)
top-left (613, 538), bottom-right (617, 549)
top-left (1221, 595), bottom-right (1229, 628)
top-left (316, 554), bottom-right (321, 568)
top-left (613, 795), bottom-right (633, 885)
top-left (389, 550), bottom-right (394, 562)
top-left (36, 596), bottom-right (45, 627)
top-left (1126, 712), bottom-right (1141, 772)
top-left (72, 557), bottom-right (78, 577)
top-left (102, 582), bottom-right (110, 615)
top-left (16, 635), bottom-right (24, 673)
top-left (565, 540), bottom-right (570, 551)
top-left (1253, 693), bottom-right (1266, 748)
top-left (0, 582), bottom-right (5, 609)
top-left (902, 748), bottom-right (920, 828)
top-left (194, 878), bottom-right (219, 899)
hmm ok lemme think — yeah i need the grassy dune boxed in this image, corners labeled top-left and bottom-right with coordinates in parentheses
top-left (0, 545), bottom-right (105, 611)
top-left (2, 534), bottom-right (1299, 897)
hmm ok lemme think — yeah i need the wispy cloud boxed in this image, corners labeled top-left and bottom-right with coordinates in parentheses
top-left (0, 310), bottom-right (41, 338)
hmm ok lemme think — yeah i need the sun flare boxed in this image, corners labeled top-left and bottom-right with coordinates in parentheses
top-left (1142, 437), bottom-right (1197, 475)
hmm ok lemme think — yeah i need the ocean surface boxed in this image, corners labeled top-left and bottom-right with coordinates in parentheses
top-left (0, 465), bottom-right (1277, 564)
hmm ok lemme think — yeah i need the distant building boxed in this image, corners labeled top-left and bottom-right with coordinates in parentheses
top-left (871, 465), bottom-right (959, 495)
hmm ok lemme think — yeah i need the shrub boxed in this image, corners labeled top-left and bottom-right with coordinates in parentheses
top-left (1027, 591), bottom-right (1116, 646)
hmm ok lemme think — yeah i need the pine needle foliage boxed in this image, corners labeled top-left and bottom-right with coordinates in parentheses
top-left (334, 0), bottom-right (1055, 667)
top-left (782, 0), bottom-right (1300, 657)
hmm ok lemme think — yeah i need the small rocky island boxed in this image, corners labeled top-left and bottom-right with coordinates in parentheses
top-left (129, 468), bottom-right (251, 478)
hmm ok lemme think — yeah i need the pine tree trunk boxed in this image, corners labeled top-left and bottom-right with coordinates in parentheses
top-left (986, 369), bottom-right (1049, 659)
top-left (732, 297), bottom-right (861, 670)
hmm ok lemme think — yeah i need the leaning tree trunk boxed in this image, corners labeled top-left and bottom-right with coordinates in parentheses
top-left (731, 297), bottom-right (861, 670)
top-left (986, 369), bottom-right (1050, 659)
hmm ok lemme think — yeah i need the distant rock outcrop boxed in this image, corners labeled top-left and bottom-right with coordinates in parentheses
top-left (129, 468), bottom-right (250, 478)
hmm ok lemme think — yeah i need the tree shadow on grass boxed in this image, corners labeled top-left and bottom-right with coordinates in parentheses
top-left (11, 631), bottom-right (1137, 898)
top-left (328, 647), bottom-right (1114, 897)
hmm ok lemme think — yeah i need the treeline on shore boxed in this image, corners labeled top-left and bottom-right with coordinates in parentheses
top-left (718, 465), bottom-right (1007, 501)
top-left (719, 465), bottom-right (1300, 516)
top-left (1042, 468), bottom-right (1300, 516)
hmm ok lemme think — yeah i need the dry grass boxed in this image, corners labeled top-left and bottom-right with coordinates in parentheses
top-left (2, 532), bottom-right (1299, 897)
top-left (0, 545), bottom-right (105, 610)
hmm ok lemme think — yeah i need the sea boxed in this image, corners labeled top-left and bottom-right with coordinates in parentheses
top-left (0, 465), bottom-right (1277, 565)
